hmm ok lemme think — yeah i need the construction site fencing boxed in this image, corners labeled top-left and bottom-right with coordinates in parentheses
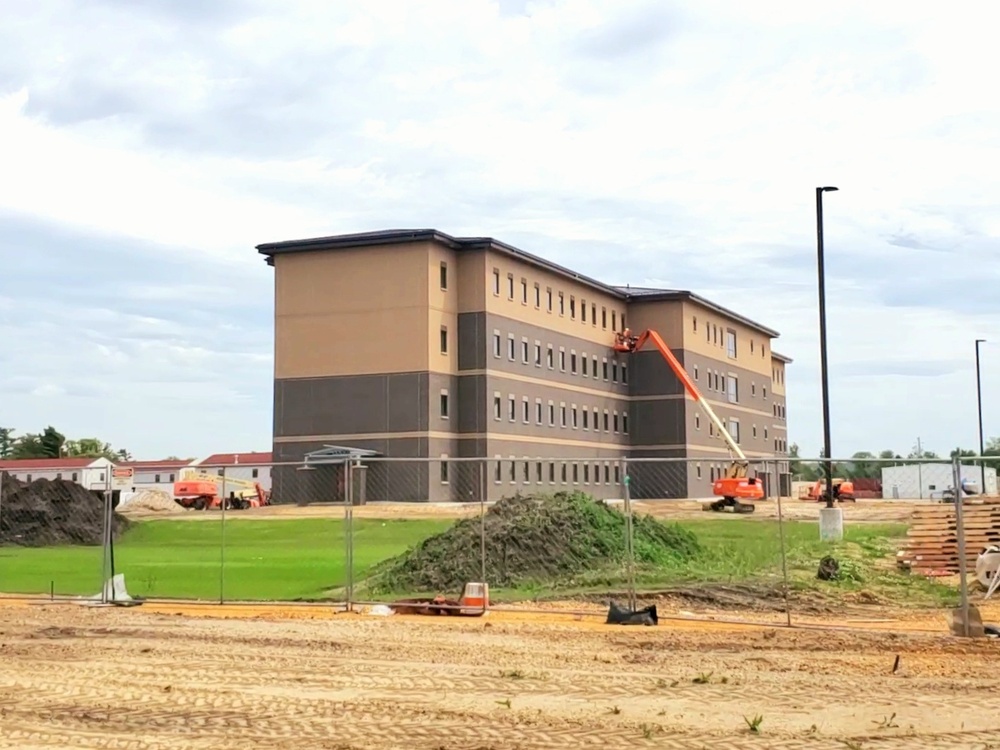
top-left (1, 456), bottom-right (994, 631)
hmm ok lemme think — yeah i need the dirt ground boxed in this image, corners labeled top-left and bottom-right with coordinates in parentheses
top-left (125, 497), bottom-right (925, 523)
top-left (1, 599), bottom-right (999, 749)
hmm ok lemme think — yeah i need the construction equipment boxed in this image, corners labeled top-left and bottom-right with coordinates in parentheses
top-left (612, 328), bottom-right (763, 514)
top-left (390, 582), bottom-right (490, 616)
top-left (173, 472), bottom-right (271, 510)
top-left (806, 477), bottom-right (855, 503)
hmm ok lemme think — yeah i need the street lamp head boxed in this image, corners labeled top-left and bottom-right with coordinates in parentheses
top-left (819, 186), bottom-right (839, 192)
top-left (976, 338), bottom-right (986, 344)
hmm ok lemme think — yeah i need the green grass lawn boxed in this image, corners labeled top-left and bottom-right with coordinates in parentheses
top-left (0, 515), bottom-right (956, 607)
top-left (0, 518), bottom-right (450, 601)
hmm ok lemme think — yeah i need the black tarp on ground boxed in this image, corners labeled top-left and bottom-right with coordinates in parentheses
top-left (606, 600), bottom-right (658, 626)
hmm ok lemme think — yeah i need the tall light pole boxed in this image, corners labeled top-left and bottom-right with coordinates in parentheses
top-left (976, 338), bottom-right (986, 494)
top-left (816, 186), bottom-right (838, 513)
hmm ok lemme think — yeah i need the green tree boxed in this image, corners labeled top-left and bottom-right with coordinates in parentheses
top-left (0, 427), bottom-right (14, 458)
top-left (38, 426), bottom-right (65, 458)
top-left (788, 443), bottom-right (820, 481)
top-left (11, 432), bottom-right (45, 458)
top-left (845, 451), bottom-right (879, 479)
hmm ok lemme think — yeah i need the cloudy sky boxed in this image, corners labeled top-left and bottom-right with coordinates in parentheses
top-left (1, 0), bottom-right (997, 461)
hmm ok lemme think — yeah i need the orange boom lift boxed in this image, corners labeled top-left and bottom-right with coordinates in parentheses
top-left (613, 328), bottom-right (764, 514)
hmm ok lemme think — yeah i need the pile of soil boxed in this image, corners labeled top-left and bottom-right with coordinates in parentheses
top-left (368, 491), bottom-right (702, 594)
top-left (0, 472), bottom-right (130, 547)
top-left (118, 489), bottom-right (185, 515)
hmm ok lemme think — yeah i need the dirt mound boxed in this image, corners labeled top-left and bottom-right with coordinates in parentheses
top-left (118, 489), bottom-right (185, 515)
top-left (368, 491), bottom-right (702, 594)
top-left (0, 472), bottom-right (130, 547)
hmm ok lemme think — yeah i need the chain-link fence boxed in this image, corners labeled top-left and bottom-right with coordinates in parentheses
top-left (1, 456), bottom-right (995, 631)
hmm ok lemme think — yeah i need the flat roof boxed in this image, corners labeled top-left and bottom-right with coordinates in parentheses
top-left (256, 229), bottom-right (780, 338)
top-left (771, 351), bottom-right (793, 363)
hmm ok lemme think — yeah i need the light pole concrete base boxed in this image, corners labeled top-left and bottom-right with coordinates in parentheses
top-left (819, 506), bottom-right (844, 542)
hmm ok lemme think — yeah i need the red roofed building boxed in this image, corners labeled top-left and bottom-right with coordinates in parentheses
top-left (0, 457), bottom-right (115, 490)
top-left (190, 452), bottom-right (273, 491)
top-left (118, 459), bottom-right (197, 492)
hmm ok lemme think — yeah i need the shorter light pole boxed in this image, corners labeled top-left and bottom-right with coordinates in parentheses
top-left (816, 186), bottom-right (838, 511)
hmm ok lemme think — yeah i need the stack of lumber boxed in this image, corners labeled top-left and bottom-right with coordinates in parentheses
top-left (896, 500), bottom-right (1000, 576)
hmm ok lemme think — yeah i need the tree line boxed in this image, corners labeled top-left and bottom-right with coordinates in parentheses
top-left (788, 437), bottom-right (1000, 481)
top-left (0, 426), bottom-right (133, 462)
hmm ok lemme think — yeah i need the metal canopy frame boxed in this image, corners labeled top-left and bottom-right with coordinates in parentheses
top-left (301, 445), bottom-right (381, 466)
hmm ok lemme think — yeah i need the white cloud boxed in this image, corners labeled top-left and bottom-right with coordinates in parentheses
top-left (0, 0), bottom-right (998, 459)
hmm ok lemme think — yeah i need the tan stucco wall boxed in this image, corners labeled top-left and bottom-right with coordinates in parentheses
top-left (273, 244), bottom-right (432, 379)
top-left (484, 250), bottom-right (626, 350)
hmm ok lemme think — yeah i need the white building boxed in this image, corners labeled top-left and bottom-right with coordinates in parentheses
top-left (119, 459), bottom-right (197, 492)
top-left (187, 452), bottom-right (273, 492)
top-left (0, 457), bottom-right (115, 491)
top-left (881, 463), bottom-right (998, 499)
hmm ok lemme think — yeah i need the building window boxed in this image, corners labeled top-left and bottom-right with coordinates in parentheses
top-left (696, 464), bottom-right (702, 479)
top-left (561, 463), bottom-right (568, 482)
top-left (572, 406), bottom-right (578, 428)
top-left (549, 463), bottom-right (555, 483)
top-left (584, 464), bottom-right (590, 483)
top-left (440, 262), bottom-right (448, 290)
top-left (622, 363), bottom-right (628, 384)
top-left (154, 474), bottom-right (160, 483)
top-left (603, 410), bottom-right (609, 431)
top-left (602, 307), bottom-right (607, 329)
top-left (752, 382), bottom-right (756, 396)
top-left (534, 283), bottom-right (541, 308)
top-left (548, 402), bottom-right (555, 425)
top-left (612, 361), bottom-right (618, 382)
top-left (494, 395), bottom-right (502, 420)
top-left (521, 339), bottom-right (529, 364)
top-left (753, 424), bottom-right (758, 438)
top-left (729, 419), bottom-right (740, 443)
top-left (591, 303), bottom-right (597, 325)
top-left (621, 314), bottom-right (626, 329)
top-left (521, 278), bottom-right (528, 304)
top-left (534, 342), bottom-right (542, 366)
top-left (559, 349), bottom-right (566, 371)
top-left (750, 339), bottom-right (755, 354)
top-left (439, 327), bottom-right (448, 354)
top-left (508, 335), bottom-right (515, 360)
top-left (623, 412), bottom-right (629, 434)
top-left (612, 311), bottom-right (617, 330)
top-left (613, 411), bottom-right (619, 432)
top-left (582, 355), bottom-right (588, 376)
top-left (560, 404), bottom-right (567, 427)
top-left (493, 332), bottom-right (501, 358)
top-left (572, 463), bottom-right (579, 483)
top-left (536, 399), bottom-right (543, 424)
top-left (494, 458), bottom-right (501, 483)
top-left (523, 461), bottom-right (530, 482)
top-left (592, 355), bottom-right (598, 376)
top-left (569, 296), bottom-right (576, 319)
top-left (536, 461), bottom-right (543, 483)
top-left (695, 413), bottom-right (700, 430)
top-left (492, 268), bottom-right (500, 295)
top-left (694, 364), bottom-right (699, 380)
top-left (581, 301), bottom-right (587, 323)
top-left (440, 457), bottom-right (449, 484)
top-left (727, 377), bottom-right (738, 404)
top-left (169, 473), bottom-right (175, 482)
top-left (507, 274), bottom-right (515, 299)
top-left (508, 396), bottom-right (516, 421)
top-left (693, 316), bottom-right (697, 332)
top-left (726, 329), bottom-right (737, 358)
top-left (764, 427), bottom-right (769, 439)
top-left (510, 459), bottom-right (516, 483)
top-left (440, 391), bottom-right (449, 418)
top-left (763, 386), bottom-right (768, 399)
top-left (706, 323), bottom-right (711, 342)
top-left (546, 288), bottom-right (553, 311)
top-left (593, 407), bottom-right (599, 430)
top-left (571, 352), bottom-right (578, 374)
top-left (547, 345), bottom-right (554, 368)
top-left (583, 410), bottom-right (589, 430)
top-left (602, 359), bottom-right (608, 380)
top-left (558, 292), bottom-right (565, 315)
top-left (604, 463), bottom-right (611, 484)
top-left (524, 396), bottom-right (532, 422)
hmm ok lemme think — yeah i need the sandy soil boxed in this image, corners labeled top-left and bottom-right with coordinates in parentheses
top-left (126, 497), bottom-right (927, 523)
top-left (1, 600), bottom-right (998, 749)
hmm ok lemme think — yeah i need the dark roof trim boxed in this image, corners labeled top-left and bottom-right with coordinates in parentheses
top-left (616, 287), bottom-right (780, 338)
top-left (771, 351), bottom-right (793, 363)
top-left (256, 229), bottom-right (780, 337)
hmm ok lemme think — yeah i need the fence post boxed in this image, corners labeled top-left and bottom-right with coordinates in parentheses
top-left (953, 455), bottom-right (970, 637)
top-left (344, 460), bottom-right (355, 613)
top-left (220, 466), bottom-right (227, 604)
top-left (773, 459), bottom-right (792, 627)
top-left (479, 458), bottom-right (487, 589)
top-left (101, 469), bottom-right (112, 604)
top-left (621, 458), bottom-right (636, 612)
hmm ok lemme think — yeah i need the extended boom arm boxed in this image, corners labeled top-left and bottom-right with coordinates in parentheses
top-left (613, 329), bottom-right (748, 464)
